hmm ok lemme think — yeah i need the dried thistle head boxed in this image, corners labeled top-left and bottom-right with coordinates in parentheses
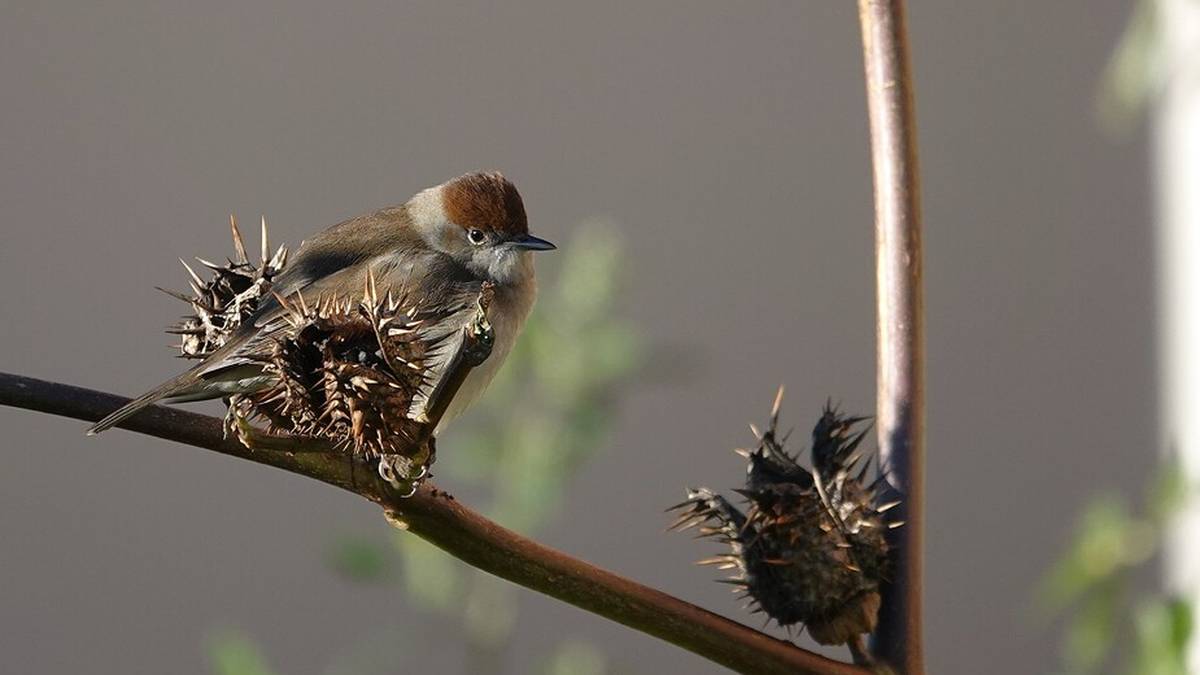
top-left (163, 215), bottom-right (288, 358)
top-left (240, 280), bottom-right (487, 467)
top-left (670, 390), bottom-right (901, 646)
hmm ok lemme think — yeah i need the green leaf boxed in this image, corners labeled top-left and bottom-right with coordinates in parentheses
top-left (1062, 578), bottom-right (1122, 672)
top-left (1039, 497), bottom-right (1153, 611)
top-left (1130, 598), bottom-right (1193, 675)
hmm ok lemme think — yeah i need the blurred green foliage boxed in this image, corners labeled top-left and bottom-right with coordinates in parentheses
top-left (1040, 461), bottom-right (1192, 675)
top-left (436, 220), bottom-right (642, 533)
top-left (326, 535), bottom-right (392, 583)
top-left (1045, 6), bottom-right (1199, 672)
top-left (208, 629), bottom-right (278, 675)
top-left (1097, 0), bottom-right (1163, 134)
top-left (542, 640), bottom-right (610, 675)
top-left (233, 221), bottom-right (646, 675)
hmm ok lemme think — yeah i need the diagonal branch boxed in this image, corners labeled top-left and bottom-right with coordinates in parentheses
top-left (857, 0), bottom-right (926, 672)
top-left (0, 372), bottom-right (868, 675)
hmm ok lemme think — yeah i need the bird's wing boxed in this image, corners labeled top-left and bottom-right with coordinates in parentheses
top-left (398, 277), bottom-right (485, 422)
top-left (260, 205), bottom-right (414, 300)
top-left (198, 251), bottom-right (414, 374)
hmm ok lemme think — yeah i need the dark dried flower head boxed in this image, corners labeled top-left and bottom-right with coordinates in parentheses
top-left (235, 281), bottom-right (488, 479)
top-left (670, 389), bottom-right (901, 647)
top-left (163, 215), bottom-right (288, 359)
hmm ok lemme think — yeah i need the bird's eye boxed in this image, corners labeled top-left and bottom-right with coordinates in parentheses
top-left (467, 228), bottom-right (486, 245)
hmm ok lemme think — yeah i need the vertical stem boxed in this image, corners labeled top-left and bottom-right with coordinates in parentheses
top-left (857, 1), bottom-right (925, 673)
top-left (1156, 0), bottom-right (1200, 670)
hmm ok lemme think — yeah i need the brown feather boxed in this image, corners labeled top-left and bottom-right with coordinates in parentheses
top-left (441, 171), bottom-right (528, 236)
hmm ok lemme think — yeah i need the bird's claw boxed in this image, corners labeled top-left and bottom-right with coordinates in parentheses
top-left (377, 454), bottom-right (427, 498)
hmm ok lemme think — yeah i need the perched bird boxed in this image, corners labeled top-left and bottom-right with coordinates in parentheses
top-left (88, 171), bottom-right (554, 436)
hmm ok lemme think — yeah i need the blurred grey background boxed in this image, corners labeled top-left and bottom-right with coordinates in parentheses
top-left (0, 2), bottom-right (1150, 673)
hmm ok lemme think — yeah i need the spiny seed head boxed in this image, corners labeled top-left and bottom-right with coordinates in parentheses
top-left (162, 214), bottom-right (288, 358)
top-left (670, 391), bottom-right (899, 646)
top-left (235, 285), bottom-right (472, 473)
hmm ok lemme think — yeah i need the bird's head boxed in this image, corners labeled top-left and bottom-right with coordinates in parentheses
top-left (407, 171), bottom-right (555, 285)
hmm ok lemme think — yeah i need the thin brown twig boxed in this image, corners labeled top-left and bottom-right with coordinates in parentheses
top-left (857, 1), bottom-right (926, 673)
top-left (0, 372), bottom-right (868, 675)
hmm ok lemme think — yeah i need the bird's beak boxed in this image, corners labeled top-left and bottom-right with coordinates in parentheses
top-left (510, 233), bottom-right (557, 251)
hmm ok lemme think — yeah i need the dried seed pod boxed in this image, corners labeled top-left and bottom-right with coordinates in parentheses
top-left (234, 280), bottom-right (491, 484)
top-left (162, 215), bottom-right (288, 358)
top-left (670, 390), bottom-right (900, 647)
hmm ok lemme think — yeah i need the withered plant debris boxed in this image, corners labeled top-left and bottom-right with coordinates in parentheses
top-left (669, 389), bottom-right (902, 647)
top-left (160, 215), bottom-right (495, 494)
top-left (162, 215), bottom-right (288, 359)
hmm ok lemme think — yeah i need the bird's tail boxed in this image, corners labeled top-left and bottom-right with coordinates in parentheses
top-left (86, 369), bottom-right (204, 435)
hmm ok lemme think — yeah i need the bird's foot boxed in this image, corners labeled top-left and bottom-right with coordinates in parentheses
top-left (377, 454), bottom-right (430, 498)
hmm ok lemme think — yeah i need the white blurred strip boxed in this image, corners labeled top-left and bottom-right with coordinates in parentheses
top-left (1158, 0), bottom-right (1200, 669)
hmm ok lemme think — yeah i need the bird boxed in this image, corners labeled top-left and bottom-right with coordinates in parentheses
top-left (88, 171), bottom-right (555, 437)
